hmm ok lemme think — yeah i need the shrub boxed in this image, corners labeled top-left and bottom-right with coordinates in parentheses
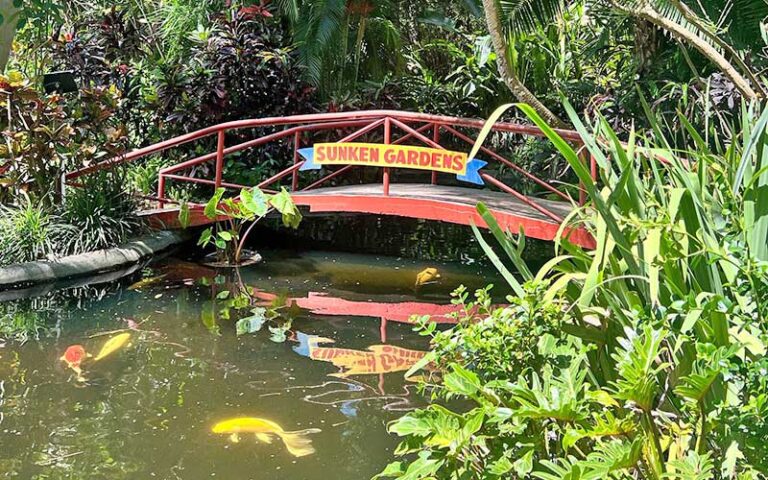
top-left (58, 170), bottom-right (145, 254)
top-left (0, 197), bottom-right (54, 265)
top-left (0, 71), bottom-right (129, 207)
top-left (420, 283), bottom-right (568, 382)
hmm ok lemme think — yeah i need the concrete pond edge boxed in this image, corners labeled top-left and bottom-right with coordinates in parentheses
top-left (0, 230), bottom-right (191, 291)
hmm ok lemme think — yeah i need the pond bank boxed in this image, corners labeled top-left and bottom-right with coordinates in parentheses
top-left (0, 230), bottom-right (190, 291)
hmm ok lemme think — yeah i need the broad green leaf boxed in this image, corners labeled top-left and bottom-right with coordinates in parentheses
top-left (204, 188), bottom-right (226, 219)
top-left (236, 308), bottom-right (267, 336)
top-left (241, 187), bottom-right (268, 217)
top-left (178, 202), bottom-right (191, 229)
top-left (512, 450), bottom-right (534, 477)
top-left (443, 364), bottom-right (481, 397)
top-left (373, 462), bottom-right (404, 479)
top-left (270, 187), bottom-right (302, 228)
top-left (488, 456), bottom-right (514, 476)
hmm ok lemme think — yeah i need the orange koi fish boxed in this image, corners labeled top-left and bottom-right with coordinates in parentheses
top-left (59, 345), bottom-right (90, 378)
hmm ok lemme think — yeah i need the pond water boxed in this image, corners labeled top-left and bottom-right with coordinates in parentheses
top-left (0, 250), bottom-right (504, 479)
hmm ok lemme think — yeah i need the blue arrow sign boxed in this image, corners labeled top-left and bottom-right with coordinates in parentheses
top-left (457, 158), bottom-right (487, 186)
top-left (298, 147), bottom-right (320, 171)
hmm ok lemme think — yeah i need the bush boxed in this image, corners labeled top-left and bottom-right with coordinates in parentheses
top-left (58, 170), bottom-right (145, 254)
top-left (420, 283), bottom-right (568, 382)
top-left (0, 197), bottom-right (55, 265)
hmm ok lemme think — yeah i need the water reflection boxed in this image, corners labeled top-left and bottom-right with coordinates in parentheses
top-left (293, 332), bottom-right (427, 379)
top-left (252, 290), bottom-right (461, 324)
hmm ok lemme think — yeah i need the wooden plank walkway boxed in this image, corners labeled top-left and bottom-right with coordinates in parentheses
top-left (141, 183), bottom-right (593, 247)
top-left (290, 184), bottom-right (592, 247)
top-left (293, 184), bottom-right (573, 222)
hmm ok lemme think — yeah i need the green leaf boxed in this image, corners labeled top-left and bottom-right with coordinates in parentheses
top-left (236, 308), bottom-right (267, 336)
top-left (470, 217), bottom-right (525, 298)
top-left (178, 202), bottom-right (191, 229)
top-left (721, 441), bottom-right (744, 479)
top-left (488, 455), bottom-right (514, 476)
top-left (204, 188), bottom-right (226, 219)
top-left (217, 231), bottom-right (233, 241)
top-left (734, 105), bottom-right (768, 195)
top-left (241, 187), bottom-right (268, 217)
top-left (674, 368), bottom-right (720, 404)
top-left (270, 188), bottom-right (302, 228)
top-left (398, 452), bottom-right (443, 480)
top-left (467, 103), bottom-right (514, 162)
top-left (477, 203), bottom-right (533, 281)
top-left (513, 450), bottom-right (534, 477)
top-left (373, 462), bottom-right (405, 479)
top-left (389, 414), bottom-right (433, 437)
top-left (404, 350), bottom-right (436, 379)
top-left (443, 364), bottom-right (481, 397)
top-left (197, 228), bottom-right (212, 246)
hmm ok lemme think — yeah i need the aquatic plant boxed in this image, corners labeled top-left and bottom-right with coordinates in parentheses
top-left (196, 186), bottom-right (302, 265)
top-left (0, 309), bottom-right (48, 344)
top-left (378, 102), bottom-right (768, 478)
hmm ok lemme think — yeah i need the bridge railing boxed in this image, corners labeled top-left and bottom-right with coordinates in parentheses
top-left (65, 110), bottom-right (596, 223)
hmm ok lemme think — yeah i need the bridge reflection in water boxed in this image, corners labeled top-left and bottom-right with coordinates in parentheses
top-left (251, 288), bottom-right (467, 394)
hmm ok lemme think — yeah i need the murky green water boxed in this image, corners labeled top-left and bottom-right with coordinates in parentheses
top-left (0, 250), bottom-right (503, 479)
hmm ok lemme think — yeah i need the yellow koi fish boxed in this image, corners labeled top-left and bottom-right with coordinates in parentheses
top-left (93, 333), bottom-right (131, 362)
top-left (415, 268), bottom-right (440, 288)
top-left (211, 417), bottom-right (321, 457)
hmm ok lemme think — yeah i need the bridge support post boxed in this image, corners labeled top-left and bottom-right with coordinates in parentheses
top-left (157, 174), bottom-right (166, 209)
top-left (431, 124), bottom-right (440, 185)
top-left (214, 130), bottom-right (225, 190)
top-left (383, 118), bottom-right (391, 196)
top-left (292, 131), bottom-right (301, 191)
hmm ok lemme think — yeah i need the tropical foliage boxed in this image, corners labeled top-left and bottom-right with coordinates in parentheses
top-left (378, 102), bottom-right (768, 478)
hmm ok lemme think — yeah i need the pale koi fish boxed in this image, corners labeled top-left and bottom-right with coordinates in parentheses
top-left (211, 417), bottom-right (321, 457)
top-left (415, 268), bottom-right (440, 288)
top-left (127, 274), bottom-right (167, 291)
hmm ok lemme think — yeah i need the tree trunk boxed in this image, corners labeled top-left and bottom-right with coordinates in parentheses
top-left (613, 1), bottom-right (760, 101)
top-left (481, 0), bottom-right (567, 128)
top-left (667, 0), bottom-right (765, 97)
top-left (0, 0), bottom-right (20, 72)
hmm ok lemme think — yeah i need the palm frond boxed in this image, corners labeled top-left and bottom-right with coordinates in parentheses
top-left (499, 0), bottom-right (567, 35)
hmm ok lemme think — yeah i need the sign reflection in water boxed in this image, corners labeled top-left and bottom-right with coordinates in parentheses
top-left (293, 332), bottom-right (428, 378)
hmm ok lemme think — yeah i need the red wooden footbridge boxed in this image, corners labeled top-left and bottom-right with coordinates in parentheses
top-left (65, 110), bottom-right (595, 247)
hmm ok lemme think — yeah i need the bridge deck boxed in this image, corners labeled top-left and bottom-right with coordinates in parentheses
top-left (141, 183), bottom-right (592, 247)
top-left (292, 184), bottom-right (573, 222)
top-left (292, 184), bottom-right (591, 246)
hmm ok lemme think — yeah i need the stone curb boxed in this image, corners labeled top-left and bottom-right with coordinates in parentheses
top-left (0, 230), bottom-right (190, 290)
